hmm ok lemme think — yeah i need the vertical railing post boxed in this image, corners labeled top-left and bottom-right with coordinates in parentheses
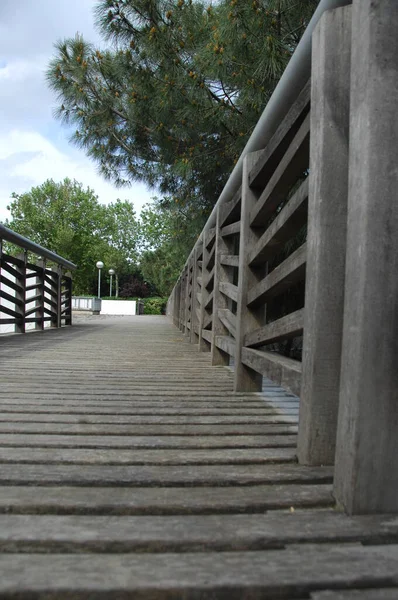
top-left (334, 0), bottom-right (398, 514)
top-left (63, 272), bottom-right (73, 326)
top-left (14, 252), bottom-right (27, 334)
top-left (190, 246), bottom-right (200, 345)
top-left (234, 151), bottom-right (264, 392)
top-left (211, 205), bottom-right (233, 366)
top-left (51, 266), bottom-right (62, 328)
top-left (297, 5), bottom-right (352, 465)
top-left (37, 259), bottom-right (46, 331)
top-left (197, 230), bottom-right (213, 352)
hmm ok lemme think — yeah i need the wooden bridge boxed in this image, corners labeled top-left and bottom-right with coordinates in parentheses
top-left (1, 0), bottom-right (398, 597)
top-left (0, 315), bottom-right (397, 598)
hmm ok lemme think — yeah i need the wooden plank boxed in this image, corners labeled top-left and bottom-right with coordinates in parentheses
top-left (312, 591), bottom-right (398, 600)
top-left (0, 275), bottom-right (23, 294)
top-left (250, 113), bottom-right (310, 227)
top-left (205, 227), bottom-right (216, 248)
top-left (220, 221), bottom-right (241, 237)
top-left (215, 335), bottom-right (235, 358)
top-left (234, 151), bottom-right (265, 393)
top-left (244, 309), bottom-right (304, 348)
top-left (202, 312), bottom-right (212, 330)
top-left (0, 510), bottom-right (397, 553)
top-left (0, 483), bottom-right (332, 515)
top-left (205, 244), bottom-right (216, 270)
top-left (0, 290), bottom-right (24, 308)
top-left (298, 6), bottom-right (352, 468)
top-left (0, 446), bottom-right (296, 466)
top-left (219, 187), bottom-right (242, 227)
top-left (218, 308), bottom-right (237, 339)
top-left (204, 290), bottom-right (213, 310)
top-left (0, 463), bottom-right (331, 486)
top-left (249, 79), bottom-right (311, 189)
top-left (200, 328), bottom-right (212, 343)
top-left (248, 244), bottom-right (307, 307)
top-left (204, 266), bottom-right (215, 290)
top-left (242, 348), bottom-right (302, 397)
top-left (0, 545), bottom-right (397, 597)
top-left (218, 281), bottom-right (238, 303)
top-left (220, 254), bottom-right (239, 268)
top-left (334, 0), bottom-right (398, 513)
top-left (0, 304), bottom-right (19, 318)
top-left (248, 178), bottom-right (309, 266)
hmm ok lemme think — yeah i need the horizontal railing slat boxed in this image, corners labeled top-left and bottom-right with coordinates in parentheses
top-left (248, 244), bottom-right (307, 307)
top-left (248, 178), bottom-right (309, 266)
top-left (250, 113), bottom-right (310, 227)
top-left (249, 80), bottom-right (311, 190)
top-left (220, 254), bottom-right (240, 268)
top-left (244, 309), bottom-right (304, 348)
top-left (215, 335), bottom-right (235, 357)
top-left (220, 221), bottom-right (241, 238)
top-left (219, 282), bottom-right (238, 303)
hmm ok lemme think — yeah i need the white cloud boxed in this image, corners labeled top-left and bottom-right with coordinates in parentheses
top-left (0, 130), bottom-right (155, 222)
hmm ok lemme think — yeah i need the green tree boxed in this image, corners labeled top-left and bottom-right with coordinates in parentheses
top-left (47, 0), bottom-right (317, 214)
top-left (139, 199), bottom-right (203, 295)
top-left (5, 178), bottom-right (140, 294)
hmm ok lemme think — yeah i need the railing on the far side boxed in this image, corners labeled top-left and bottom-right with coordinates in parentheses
top-left (0, 224), bottom-right (76, 334)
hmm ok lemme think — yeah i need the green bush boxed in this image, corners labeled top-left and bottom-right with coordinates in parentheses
top-left (143, 297), bottom-right (167, 315)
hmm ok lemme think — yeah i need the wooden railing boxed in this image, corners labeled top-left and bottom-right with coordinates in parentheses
top-left (168, 0), bottom-right (398, 515)
top-left (0, 224), bottom-right (76, 334)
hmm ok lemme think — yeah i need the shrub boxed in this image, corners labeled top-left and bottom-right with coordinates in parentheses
top-left (143, 297), bottom-right (167, 315)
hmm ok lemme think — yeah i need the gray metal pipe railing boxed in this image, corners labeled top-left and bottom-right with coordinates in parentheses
top-left (174, 0), bottom-right (352, 285)
top-left (0, 224), bottom-right (77, 270)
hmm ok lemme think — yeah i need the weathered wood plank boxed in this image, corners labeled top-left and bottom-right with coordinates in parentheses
top-left (0, 463), bottom-right (331, 487)
top-left (217, 308), bottom-right (237, 339)
top-left (219, 188), bottom-right (242, 227)
top-left (0, 446), bottom-right (296, 465)
top-left (298, 5), bottom-right (352, 469)
top-left (0, 545), bottom-right (397, 598)
top-left (214, 335), bottom-right (236, 358)
top-left (248, 178), bottom-right (308, 267)
top-left (249, 79), bottom-right (311, 189)
top-left (250, 113), bottom-right (310, 227)
top-left (0, 483), bottom-right (332, 515)
top-left (244, 309), bottom-right (304, 348)
top-left (234, 151), bottom-right (265, 393)
top-left (218, 282), bottom-right (238, 303)
top-left (220, 221), bottom-right (241, 238)
top-left (247, 244), bottom-right (306, 307)
top-left (0, 511), bottom-right (396, 553)
top-left (220, 254), bottom-right (239, 268)
top-left (242, 348), bottom-right (302, 397)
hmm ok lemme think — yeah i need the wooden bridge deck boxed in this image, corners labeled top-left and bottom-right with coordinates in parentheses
top-left (0, 316), bottom-right (397, 599)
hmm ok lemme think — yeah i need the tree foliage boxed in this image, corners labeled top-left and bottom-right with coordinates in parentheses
top-left (139, 198), bottom-right (204, 295)
top-left (47, 0), bottom-right (317, 214)
top-left (5, 179), bottom-right (140, 294)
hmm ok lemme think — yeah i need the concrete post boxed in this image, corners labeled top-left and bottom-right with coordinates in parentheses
top-left (297, 6), bottom-right (352, 465)
top-left (334, 0), bottom-right (398, 513)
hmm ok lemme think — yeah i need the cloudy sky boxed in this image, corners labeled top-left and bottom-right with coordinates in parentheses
top-left (0, 0), bottom-right (155, 223)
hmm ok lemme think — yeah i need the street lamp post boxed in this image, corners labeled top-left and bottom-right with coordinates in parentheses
top-left (96, 261), bottom-right (104, 298)
top-left (109, 269), bottom-right (115, 298)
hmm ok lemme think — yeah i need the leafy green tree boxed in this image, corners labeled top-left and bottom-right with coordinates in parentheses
top-left (5, 178), bottom-right (140, 294)
top-left (139, 199), bottom-right (203, 295)
top-left (47, 0), bottom-right (317, 213)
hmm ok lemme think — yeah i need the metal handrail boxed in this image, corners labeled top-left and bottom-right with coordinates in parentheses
top-left (0, 224), bottom-right (77, 270)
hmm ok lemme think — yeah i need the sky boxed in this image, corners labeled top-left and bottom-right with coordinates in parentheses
top-left (0, 0), bottom-right (155, 223)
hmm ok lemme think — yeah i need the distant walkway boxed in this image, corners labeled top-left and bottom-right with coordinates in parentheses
top-left (0, 316), bottom-right (397, 598)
